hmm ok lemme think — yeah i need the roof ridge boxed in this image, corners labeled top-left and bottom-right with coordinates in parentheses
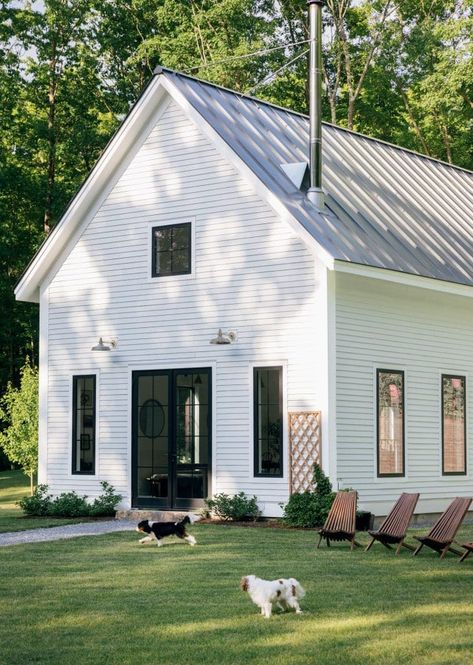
top-left (157, 66), bottom-right (473, 177)
top-left (156, 65), bottom-right (309, 119)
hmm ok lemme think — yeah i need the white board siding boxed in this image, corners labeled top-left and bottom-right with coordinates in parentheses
top-left (335, 272), bottom-right (473, 516)
top-left (44, 97), bottom-right (327, 516)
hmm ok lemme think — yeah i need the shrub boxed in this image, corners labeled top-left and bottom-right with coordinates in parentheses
top-left (18, 484), bottom-right (52, 516)
top-left (88, 481), bottom-right (123, 516)
top-left (18, 481), bottom-right (122, 518)
top-left (49, 491), bottom-right (89, 517)
top-left (281, 491), bottom-right (320, 528)
top-left (205, 492), bottom-right (260, 521)
top-left (282, 464), bottom-right (336, 528)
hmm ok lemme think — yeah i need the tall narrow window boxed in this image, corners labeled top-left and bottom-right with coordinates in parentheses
top-left (254, 367), bottom-right (283, 477)
top-left (152, 223), bottom-right (191, 277)
top-left (72, 375), bottom-right (96, 474)
top-left (442, 375), bottom-right (466, 475)
top-left (377, 369), bottom-right (404, 476)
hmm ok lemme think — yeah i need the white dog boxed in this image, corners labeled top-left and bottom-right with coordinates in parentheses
top-left (240, 575), bottom-right (305, 618)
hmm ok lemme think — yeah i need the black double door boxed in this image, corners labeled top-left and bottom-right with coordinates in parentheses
top-left (132, 369), bottom-right (211, 509)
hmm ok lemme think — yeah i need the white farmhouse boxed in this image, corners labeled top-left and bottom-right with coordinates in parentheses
top-left (15, 67), bottom-right (473, 518)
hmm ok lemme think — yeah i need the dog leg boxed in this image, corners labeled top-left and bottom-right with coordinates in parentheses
top-left (184, 535), bottom-right (196, 546)
top-left (156, 538), bottom-right (162, 547)
top-left (263, 603), bottom-right (272, 619)
top-left (139, 535), bottom-right (153, 544)
top-left (287, 597), bottom-right (302, 614)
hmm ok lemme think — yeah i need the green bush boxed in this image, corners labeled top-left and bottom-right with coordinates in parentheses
top-left (88, 481), bottom-right (123, 516)
top-left (18, 484), bottom-right (52, 516)
top-left (205, 491), bottom-right (261, 521)
top-left (49, 491), bottom-right (90, 517)
top-left (282, 465), bottom-right (336, 528)
top-left (18, 481), bottom-right (122, 518)
top-left (281, 491), bottom-right (320, 528)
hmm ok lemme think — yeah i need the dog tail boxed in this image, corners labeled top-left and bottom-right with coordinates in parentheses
top-left (187, 513), bottom-right (201, 524)
top-left (178, 513), bottom-right (201, 526)
top-left (289, 579), bottom-right (306, 599)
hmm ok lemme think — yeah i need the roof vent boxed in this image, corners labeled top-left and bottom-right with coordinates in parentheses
top-left (280, 162), bottom-right (310, 191)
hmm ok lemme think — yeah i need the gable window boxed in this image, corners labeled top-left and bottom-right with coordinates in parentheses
top-left (254, 367), bottom-right (283, 477)
top-left (442, 375), bottom-right (466, 475)
top-left (152, 222), bottom-right (191, 277)
top-left (377, 369), bottom-right (404, 477)
top-left (72, 375), bottom-right (96, 475)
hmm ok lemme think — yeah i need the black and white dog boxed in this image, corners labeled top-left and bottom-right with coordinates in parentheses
top-left (136, 514), bottom-right (199, 547)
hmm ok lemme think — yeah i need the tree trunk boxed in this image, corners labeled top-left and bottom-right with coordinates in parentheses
top-left (347, 98), bottom-right (355, 130)
top-left (439, 121), bottom-right (453, 164)
top-left (399, 88), bottom-right (431, 156)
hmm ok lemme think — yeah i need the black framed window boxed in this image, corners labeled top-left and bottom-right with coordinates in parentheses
top-left (152, 223), bottom-right (191, 277)
top-left (72, 375), bottom-right (96, 475)
top-left (254, 367), bottom-right (283, 477)
top-left (377, 369), bottom-right (405, 477)
top-left (442, 375), bottom-right (466, 475)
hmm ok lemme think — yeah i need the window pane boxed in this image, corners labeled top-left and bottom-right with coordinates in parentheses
top-left (254, 367), bottom-right (282, 476)
top-left (152, 223), bottom-right (191, 277)
top-left (154, 227), bottom-right (171, 252)
top-left (72, 375), bottom-right (96, 474)
top-left (443, 375), bottom-right (466, 474)
top-left (377, 370), bottom-right (404, 476)
top-left (156, 251), bottom-right (172, 275)
top-left (172, 249), bottom-right (189, 273)
top-left (172, 225), bottom-right (190, 249)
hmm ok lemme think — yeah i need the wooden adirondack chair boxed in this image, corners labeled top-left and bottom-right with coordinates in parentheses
top-left (365, 492), bottom-right (419, 555)
top-left (412, 497), bottom-right (472, 559)
top-left (317, 491), bottom-right (360, 550)
top-left (459, 543), bottom-right (473, 562)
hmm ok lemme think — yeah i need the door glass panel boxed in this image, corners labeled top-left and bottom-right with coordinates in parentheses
top-left (136, 374), bottom-right (169, 501)
top-left (138, 467), bottom-right (153, 497)
top-left (175, 371), bottom-right (210, 499)
top-left (176, 468), bottom-right (207, 499)
top-left (138, 438), bottom-right (153, 466)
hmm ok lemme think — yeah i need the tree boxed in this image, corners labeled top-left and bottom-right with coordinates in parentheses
top-left (0, 360), bottom-right (39, 494)
top-left (0, 0), bottom-right (472, 410)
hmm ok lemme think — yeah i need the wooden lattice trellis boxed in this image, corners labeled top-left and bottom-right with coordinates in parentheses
top-left (289, 411), bottom-right (322, 493)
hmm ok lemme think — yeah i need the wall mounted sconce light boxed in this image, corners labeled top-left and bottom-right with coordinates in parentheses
top-left (210, 329), bottom-right (237, 345)
top-left (91, 337), bottom-right (117, 352)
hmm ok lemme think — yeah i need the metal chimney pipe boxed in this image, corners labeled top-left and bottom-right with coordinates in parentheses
top-left (307, 0), bottom-right (324, 210)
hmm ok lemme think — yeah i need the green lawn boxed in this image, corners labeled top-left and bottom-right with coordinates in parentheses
top-left (1, 523), bottom-right (472, 665)
top-left (0, 469), bottom-right (87, 533)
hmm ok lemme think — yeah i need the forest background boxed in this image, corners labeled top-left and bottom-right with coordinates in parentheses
top-left (0, 0), bottom-right (472, 403)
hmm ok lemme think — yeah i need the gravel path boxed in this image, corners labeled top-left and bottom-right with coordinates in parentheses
top-left (0, 520), bottom-right (136, 547)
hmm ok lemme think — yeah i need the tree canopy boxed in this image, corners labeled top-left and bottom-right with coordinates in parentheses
top-left (0, 0), bottom-right (471, 399)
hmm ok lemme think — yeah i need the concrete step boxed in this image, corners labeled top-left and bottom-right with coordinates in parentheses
top-left (116, 509), bottom-right (194, 522)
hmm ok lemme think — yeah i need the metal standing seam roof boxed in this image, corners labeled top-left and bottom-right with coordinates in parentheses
top-left (163, 68), bottom-right (473, 287)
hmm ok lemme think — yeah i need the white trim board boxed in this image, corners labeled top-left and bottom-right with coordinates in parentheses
top-left (334, 260), bottom-right (473, 299)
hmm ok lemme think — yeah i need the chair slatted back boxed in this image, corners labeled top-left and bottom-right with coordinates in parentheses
top-left (428, 497), bottom-right (472, 543)
top-left (323, 491), bottom-right (357, 534)
top-left (377, 493), bottom-right (419, 539)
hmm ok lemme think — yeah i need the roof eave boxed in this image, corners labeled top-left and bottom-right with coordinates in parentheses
top-left (334, 260), bottom-right (473, 297)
